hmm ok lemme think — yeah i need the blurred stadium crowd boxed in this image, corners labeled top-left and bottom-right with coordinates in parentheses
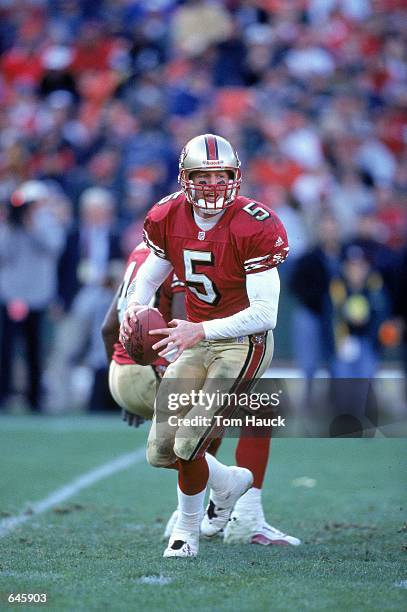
top-left (0, 0), bottom-right (406, 414)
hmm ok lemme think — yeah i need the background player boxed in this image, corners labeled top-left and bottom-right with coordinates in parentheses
top-left (121, 134), bottom-right (294, 558)
top-left (102, 242), bottom-right (185, 424)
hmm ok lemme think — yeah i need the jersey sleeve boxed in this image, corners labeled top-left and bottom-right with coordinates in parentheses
top-left (117, 248), bottom-right (149, 322)
top-left (143, 207), bottom-right (168, 260)
top-left (239, 209), bottom-right (289, 275)
top-left (158, 272), bottom-right (185, 323)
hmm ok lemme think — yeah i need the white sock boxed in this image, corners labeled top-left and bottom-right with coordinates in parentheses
top-left (205, 453), bottom-right (231, 496)
top-left (233, 487), bottom-right (263, 515)
top-left (173, 485), bottom-right (206, 536)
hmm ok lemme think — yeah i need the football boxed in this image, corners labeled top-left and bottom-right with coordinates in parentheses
top-left (123, 307), bottom-right (167, 365)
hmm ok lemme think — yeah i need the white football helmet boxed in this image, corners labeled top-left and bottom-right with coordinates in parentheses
top-left (178, 134), bottom-right (241, 213)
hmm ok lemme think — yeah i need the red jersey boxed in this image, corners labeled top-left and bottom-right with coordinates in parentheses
top-left (143, 192), bottom-right (289, 323)
top-left (158, 271), bottom-right (185, 323)
top-left (112, 245), bottom-right (184, 365)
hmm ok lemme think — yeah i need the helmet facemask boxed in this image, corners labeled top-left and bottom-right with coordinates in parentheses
top-left (180, 169), bottom-right (241, 213)
top-left (178, 134), bottom-right (242, 213)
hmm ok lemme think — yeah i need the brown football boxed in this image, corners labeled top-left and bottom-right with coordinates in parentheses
top-left (123, 307), bottom-right (167, 365)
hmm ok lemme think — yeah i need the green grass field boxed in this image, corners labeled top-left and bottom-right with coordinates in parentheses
top-left (0, 415), bottom-right (406, 611)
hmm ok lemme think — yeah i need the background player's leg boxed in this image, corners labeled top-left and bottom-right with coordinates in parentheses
top-left (235, 427), bottom-right (271, 489)
top-left (225, 424), bottom-right (300, 546)
top-left (232, 425), bottom-right (271, 532)
top-left (207, 437), bottom-right (222, 456)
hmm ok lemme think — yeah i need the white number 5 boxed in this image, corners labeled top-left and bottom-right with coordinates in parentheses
top-left (183, 250), bottom-right (220, 305)
top-left (243, 201), bottom-right (270, 221)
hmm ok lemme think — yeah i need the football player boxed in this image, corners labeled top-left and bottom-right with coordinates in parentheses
top-left (103, 243), bottom-right (299, 548)
top-left (120, 134), bottom-right (294, 558)
top-left (103, 245), bottom-right (256, 550)
top-left (101, 242), bottom-right (185, 423)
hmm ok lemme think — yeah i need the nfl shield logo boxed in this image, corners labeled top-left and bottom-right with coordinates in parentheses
top-left (198, 231), bottom-right (206, 240)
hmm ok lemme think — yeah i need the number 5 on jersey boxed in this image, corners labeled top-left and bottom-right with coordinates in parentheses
top-left (183, 250), bottom-right (220, 305)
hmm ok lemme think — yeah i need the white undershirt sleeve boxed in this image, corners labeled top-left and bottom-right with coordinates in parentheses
top-left (127, 252), bottom-right (173, 306)
top-left (202, 267), bottom-right (280, 340)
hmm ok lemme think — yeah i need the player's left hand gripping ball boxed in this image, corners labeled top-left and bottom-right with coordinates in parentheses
top-left (121, 306), bottom-right (167, 365)
top-left (120, 303), bottom-right (143, 344)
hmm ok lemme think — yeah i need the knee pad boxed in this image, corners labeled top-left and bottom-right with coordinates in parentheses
top-left (146, 439), bottom-right (176, 468)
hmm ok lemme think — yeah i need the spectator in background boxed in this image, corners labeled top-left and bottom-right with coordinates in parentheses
top-left (330, 168), bottom-right (373, 237)
top-left (331, 246), bottom-right (390, 378)
top-left (344, 211), bottom-right (397, 304)
top-left (67, 260), bottom-right (124, 412)
top-left (46, 187), bottom-right (122, 412)
top-left (328, 245), bottom-right (390, 436)
top-left (289, 215), bottom-right (341, 384)
top-left (120, 171), bottom-right (157, 256)
top-left (281, 110), bottom-right (324, 171)
top-left (0, 180), bottom-right (65, 412)
top-left (38, 45), bottom-right (78, 99)
top-left (374, 185), bottom-right (407, 250)
top-left (58, 186), bottom-right (122, 311)
top-left (356, 134), bottom-right (397, 188)
top-left (171, 0), bottom-right (232, 57)
top-left (285, 30), bottom-right (335, 79)
top-left (258, 184), bottom-right (309, 265)
top-left (45, 258), bottom-right (124, 415)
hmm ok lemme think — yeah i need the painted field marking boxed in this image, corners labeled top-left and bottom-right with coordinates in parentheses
top-left (0, 448), bottom-right (145, 538)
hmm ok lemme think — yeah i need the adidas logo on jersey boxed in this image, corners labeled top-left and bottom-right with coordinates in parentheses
top-left (275, 236), bottom-right (284, 247)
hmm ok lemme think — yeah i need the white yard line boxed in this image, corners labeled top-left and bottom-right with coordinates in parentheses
top-left (0, 448), bottom-right (145, 538)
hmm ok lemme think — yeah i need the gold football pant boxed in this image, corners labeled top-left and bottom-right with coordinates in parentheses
top-left (146, 331), bottom-right (274, 467)
top-left (109, 360), bottom-right (156, 420)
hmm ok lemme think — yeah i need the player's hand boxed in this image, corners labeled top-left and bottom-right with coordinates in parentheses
top-left (150, 319), bottom-right (205, 361)
top-left (122, 409), bottom-right (145, 428)
top-left (119, 303), bottom-right (146, 345)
